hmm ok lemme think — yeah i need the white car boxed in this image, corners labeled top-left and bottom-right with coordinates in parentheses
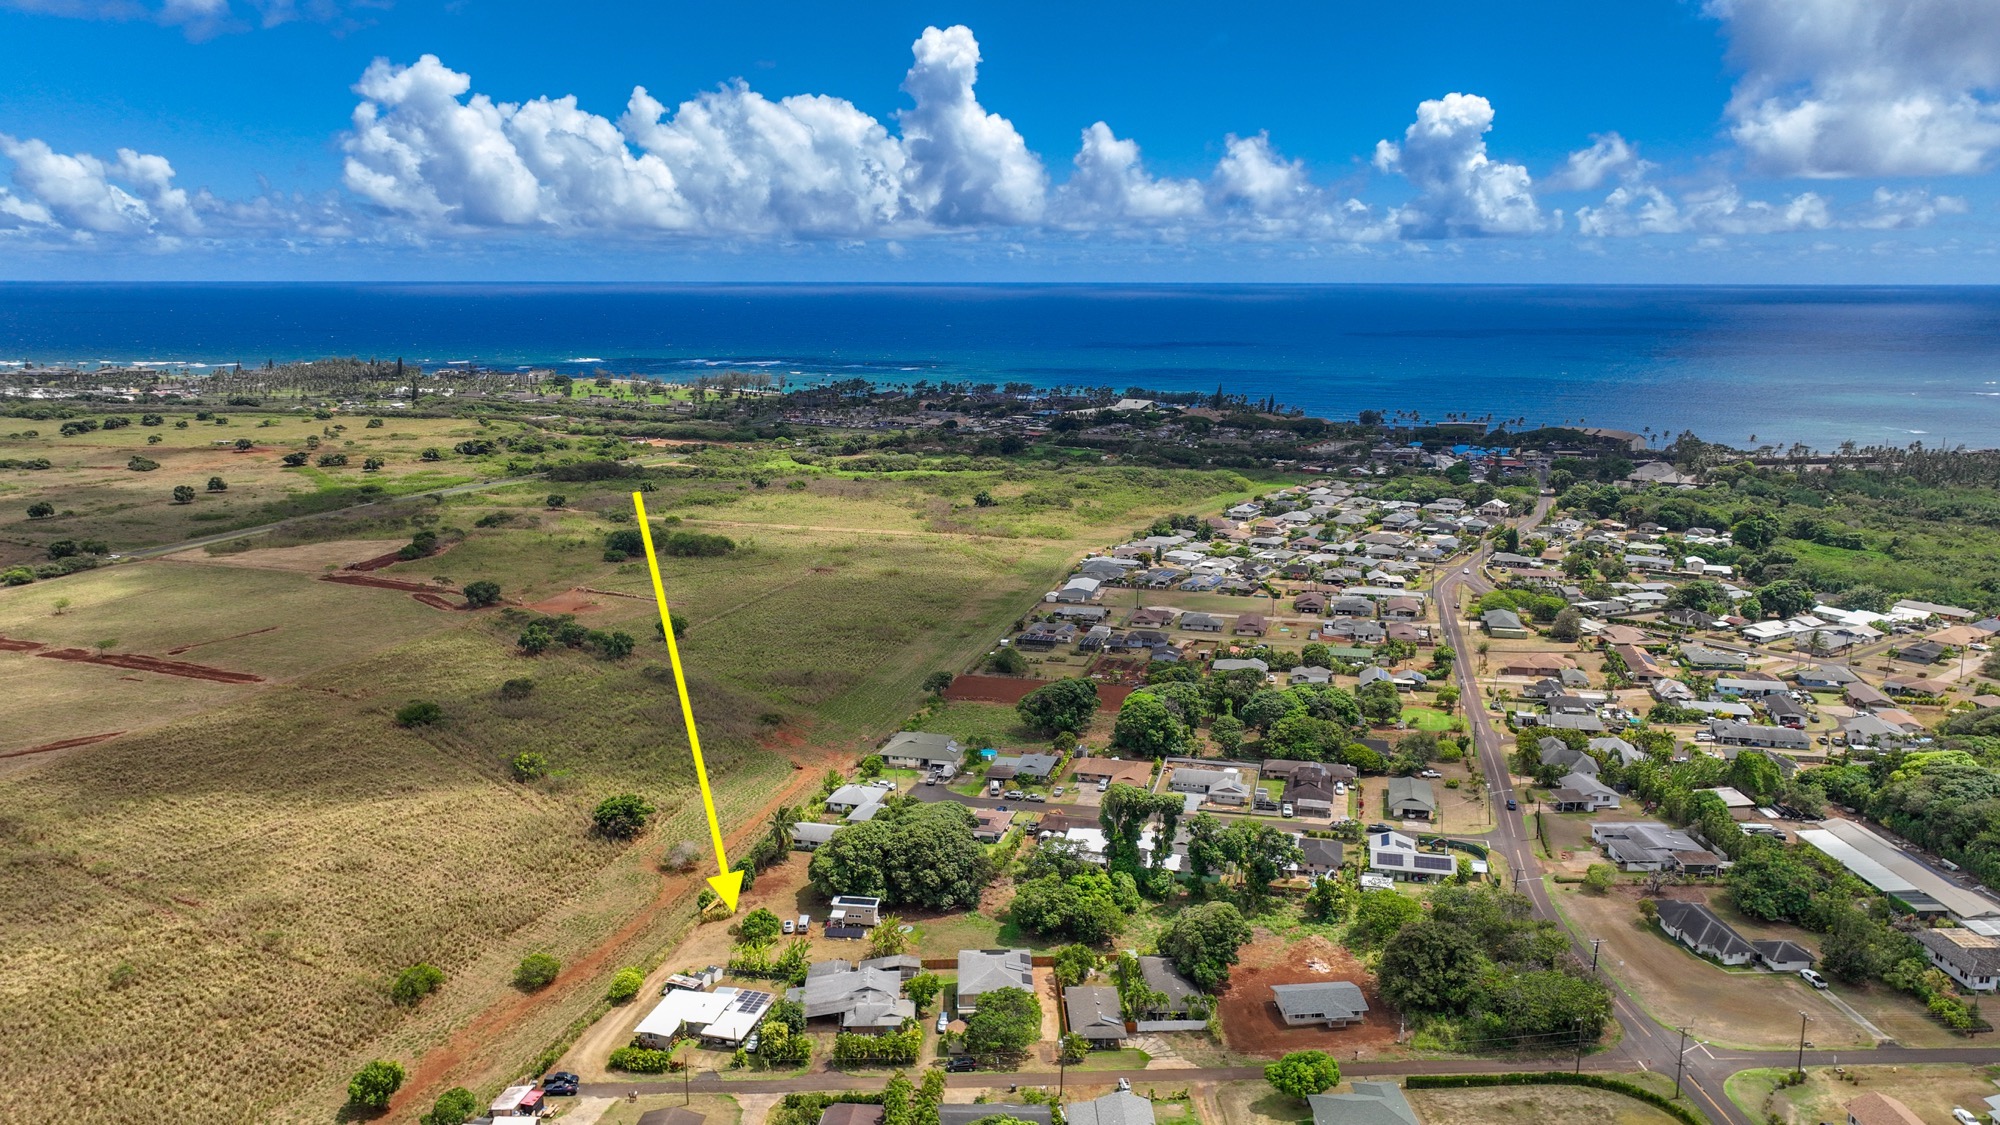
top-left (1799, 968), bottom-right (1829, 990)
top-left (1952, 1110), bottom-right (1979, 1125)
top-left (1462, 568), bottom-right (1470, 575)
top-left (936, 1010), bottom-right (951, 1033)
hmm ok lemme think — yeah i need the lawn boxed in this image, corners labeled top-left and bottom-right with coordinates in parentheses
top-left (1401, 706), bottom-right (1462, 732)
top-left (911, 700), bottom-right (1047, 753)
top-left (1726, 1064), bottom-right (2000, 1125)
top-left (1406, 1083), bottom-right (1686, 1125)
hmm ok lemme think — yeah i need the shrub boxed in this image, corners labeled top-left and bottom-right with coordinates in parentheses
top-left (499, 677), bottom-right (536, 701)
top-left (510, 750), bottom-right (548, 781)
top-left (592, 793), bottom-right (656, 839)
top-left (346, 1059), bottom-right (405, 1109)
top-left (366, 417), bottom-right (385, 428)
top-left (661, 530), bottom-right (736, 557)
top-left (608, 1046), bottom-right (677, 1073)
top-left (395, 700), bottom-right (444, 727)
top-left (206, 476), bottom-right (227, 492)
top-left (607, 967), bottom-right (645, 1003)
top-left (1582, 864), bottom-right (1615, 894)
top-left (26, 502), bottom-right (54, 519)
top-left (171, 485), bottom-right (195, 504)
top-left (462, 579), bottom-right (503, 608)
top-left (317, 452), bottom-right (348, 467)
top-left (422, 1087), bottom-right (478, 1125)
top-left (514, 952), bottom-right (561, 990)
top-left (391, 963), bottom-right (445, 1006)
top-left (127, 456), bottom-right (159, 471)
top-left (281, 451), bottom-right (308, 466)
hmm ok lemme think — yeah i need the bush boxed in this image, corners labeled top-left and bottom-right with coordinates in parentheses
top-left (592, 793), bottom-right (656, 839)
top-left (171, 484), bottom-right (196, 504)
top-left (346, 1059), bottom-right (405, 1109)
top-left (608, 1046), bottom-right (677, 1073)
top-left (317, 452), bottom-right (349, 467)
top-left (607, 966), bottom-right (645, 1003)
top-left (391, 962), bottom-right (445, 1006)
top-left (206, 476), bottom-right (227, 492)
top-left (421, 1087), bottom-right (478, 1125)
top-left (510, 750), bottom-right (548, 781)
top-left (127, 455), bottom-right (159, 471)
top-left (499, 677), bottom-right (536, 701)
top-left (462, 579), bottom-right (503, 607)
top-left (662, 530), bottom-right (736, 557)
top-left (395, 700), bottom-right (444, 727)
top-left (514, 952), bottom-right (561, 990)
top-left (1582, 864), bottom-right (1615, 894)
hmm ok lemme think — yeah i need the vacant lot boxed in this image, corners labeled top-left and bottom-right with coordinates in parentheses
top-left (1551, 883), bottom-right (1872, 1050)
top-left (1728, 1064), bottom-right (2000, 1125)
top-left (1217, 933), bottom-right (1396, 1059)
top-left (1215, 1079), bottom-right (1682, 1125)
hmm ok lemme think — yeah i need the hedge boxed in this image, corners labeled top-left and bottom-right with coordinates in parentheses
top-left (1403, 1072), bottom-right (1703, 1125)
top-left (607, 1046), bottom-right (678, 1073)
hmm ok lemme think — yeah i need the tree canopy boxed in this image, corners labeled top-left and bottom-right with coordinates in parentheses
top-left (1110, 690), bottom-right (1191, 758)
top-left (961, 986), bottom-right (1042, 1057)
top-left (1015, 676), bottom-right (1100, 735)
top-left (1157, 900), bottom-right (1252, 990)
top-left (808, 800), bottom-right (991, 910)
top-left (1265, 1050), bottom-right (1342, 1101)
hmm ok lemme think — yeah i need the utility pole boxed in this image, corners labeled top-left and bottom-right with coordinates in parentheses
top-left (1673, 1027), bottom-right (1690, 1099)
top-left (1573, 1016), bottom-right (1584, 1074)
top-left (1589, 937), bottom-right (1604, 974)
top-left (1795, 1012), bottom-right (1812, 1079)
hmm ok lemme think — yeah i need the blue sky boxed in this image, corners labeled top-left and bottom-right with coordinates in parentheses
top-left (1, 0), bottom-right (1996, 281)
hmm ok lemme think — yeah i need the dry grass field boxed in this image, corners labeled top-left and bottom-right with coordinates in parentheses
top-left (0, 441), bottom-right (1263, 1123)
top-left (1727, 1064), bottom-right (2000, 1125)
top-left (1215, 1079), bottom-right (1685, 1125)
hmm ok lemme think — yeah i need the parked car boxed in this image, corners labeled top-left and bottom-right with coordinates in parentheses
top-left (1800, 969), bottom-right (1829, 990)
top-left (1281, 803), bottom-right (1295, 818)
top-left (1952, 1108), bottom-right (1980, 1125)
top-left (1419, 769), bottom-right (1442, 779)
top-left (1006, 789), bottom-right (1025, 800)
top-left (743, 1031), bottom-right (760, 1053)
top-left (797, 914), bottom-right (811, 933)
top-left (936, 1010), bottom-right (951, 1033)
top-left (1117, 1078), bottom-right (1132, 1092)
top-left (1096, 781), bottom-right (1109, 792)
top-left (1367, 822), bottom-right (1393, 834)
top-left (1028, 792), bottom-right (1045, 802)
top-left (1051, 786), bottom-right (1065, 797)
top-left (782, 919), bottom-right (795, 935)
top-left (542, 1072), bottom-right (580, 1096)
top-left (942, 1056), bottom-right (977, 1072)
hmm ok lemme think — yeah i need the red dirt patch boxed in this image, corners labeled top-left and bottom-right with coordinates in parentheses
top-left (944, 674), bottom-right (1133, 709)
top-left (35, 648), bottom-right (264, 684)
top-left (344, 540), bottom-right (455, 572)
top-left (324, 572), bottom-right (441, 593)
top-left (1, 731), bottom-right (125, 759)
top-left (0, 636), bottom-right (45, 652)
top-left (526, 589), bottom-right (603, 615)
top-left (1218, 934), bottom-right (1397, 1057)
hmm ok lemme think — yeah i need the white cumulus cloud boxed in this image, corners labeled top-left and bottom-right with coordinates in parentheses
top-left (1052, 122), bottom-right (1204, 227)
top-left (895, 24), bottom-right (1046, 227)
top-left (1709, 0), bottom-right (2000, 177)
top-left (0, 134), bottom-right (199, 236)
top-left (1577, 182), bottom-right (1832, 236)
top-left (1545, 132), bottom-right (1650, 191)
top-left (1374, 93), bottom-right (1545, 237)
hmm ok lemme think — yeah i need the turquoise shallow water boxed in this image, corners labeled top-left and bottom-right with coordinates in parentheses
top-left (2, 283), bottom-right (1997, 449)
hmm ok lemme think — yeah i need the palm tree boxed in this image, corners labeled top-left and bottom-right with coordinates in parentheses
top-left (768, 805), bottom-right (802, 853)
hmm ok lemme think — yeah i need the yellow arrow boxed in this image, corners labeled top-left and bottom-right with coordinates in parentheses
top-left (632, 491), bottom-right (744, 913)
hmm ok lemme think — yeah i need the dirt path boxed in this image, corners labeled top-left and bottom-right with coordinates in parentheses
top-left (0, 636), bottom-right (46, 652)
top-left (165, 625), bottom-right (280, 655)
top-left (391, 750), bottom-right (832, 1114)
top-left (0, 731), bottom-right (125, 759)
top-left (35, 647), bottom-right (264, 684)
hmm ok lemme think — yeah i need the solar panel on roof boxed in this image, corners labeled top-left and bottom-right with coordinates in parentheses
top-left (1414, 855), bottom-right (1453, 871)
top-left (1377, 853), bottom-right (1403, 866)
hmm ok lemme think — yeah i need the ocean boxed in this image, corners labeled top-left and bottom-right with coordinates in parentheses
top-left (2, 283), bottom-right (1998, 450)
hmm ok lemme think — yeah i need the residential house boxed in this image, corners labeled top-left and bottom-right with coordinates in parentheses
top-left (1054, 577), bottom-right (1102, 604)
top-left (791, 822), bottom-right (841, 850)
top-left (1707, 719), bottom-right (1811, 752)
top-left (1496, 652), bottom-right (1576, 678)
top-left (1542, 712), bottom-right (1608, 733)
top-left (1297, 837), bottom-right (1344, 877)
top-left (1170, 766), bottom-right (1252, 806)
top-left (826, 784), bottom-right (888, 814)
top-left (1549, 772), bottom-right (1621, 811)
top-left (1655, 900), bottom-right (1755, 965)
top-left (990, 753), bottom-right (1061, 782)
top-left (1844, 682), bottom-right (1892, 710)
top-left (1590, 822), bottom-right (1704, 871)
top-left (955, 949), bottom-right (1034, 1012)
top-left (1796, 664), bottom-right (1861, 689)
top-left (1913, 928), bottom-right (2000, 992)
top-left (817, 1106), bottom-right (885, 1125)
top-left (972, 809), bottom-right (1016, 842)
top-left (1385, 777), bottom-right (1437, 820)
top-left (1753, 940), bottom-right (1816, 973)
top-left (1764, 695), bottom-right (1807, 729)
top-left (1306, 1083), bottom-right (1420, 1125)
top-left (1368, 830), bottom-right (1456, 882)
top-left (1234, 613), bottom-right (1270, 637)
top-left (1071, 758), bottom-right (1155, 788)
top-left (1063, 985), bottom-right (1127, 1046)
top-left (1844, 1094), bottom-right (1926, 1125)
top-left (1130, 608), bottom-right (1177, 629)
top-left (1180, 612), bottom-right (1224, 633)
top-left (941, 1109), bottom-right (1052, 1125)
top-left (1290, 665), bottom-right (1335, 686)
top-left (880, 732), bottom-right (966, 773)
top-left (1617, 644), bottom-right (1667, 682)
top-left (828, 896), bottom-right (883, 928)
top-left (1212, 658), bottom-right (1270, 674)
top-left (796, 964), bottom-right (914, 1032)
top-left (1681, 645), bottom-right (1749, 671)
top-left (1135, 956), bottom-right (1202, 1018)
top-left (1383, 597), bottom-right (1422, 621)
top-left (1893, 641), bottom-right (1946, 665)
top-left (1538, 739), bottom-right (1599, 777)
top-left (1330, 596), bottom-right (1377, 618)
top-left (1483, 609), bottom-right (1530, 639)
top-left (1716, 676), bottom-right (1788, 698)
top-left (1066, 1092), bottom-right (1155, 1125)
top-left (1270, 981), bottom-right (1370, 1027)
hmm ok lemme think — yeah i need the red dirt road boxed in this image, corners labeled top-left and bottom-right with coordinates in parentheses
top-left (35, 648), bottom-right (264, 684)
top-left (0, 636), bottom-right (45, 652)
top-left (0, 731), bottom-right (125, 759)
top-left (944, 674), bottom-right (1134, 709)
top-left (321, 572), bottom-right (469, 610)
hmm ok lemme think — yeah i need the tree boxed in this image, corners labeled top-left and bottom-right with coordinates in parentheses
top-left (421, 1087), bottom-right (478, 1125)
top-left (808, 801), bottom-right (991, 910)
top-left (1351, 888), bottom-right (1424, 947)
top-left (171, 484), bottom-right (195, 504)
top-left (987, 645), bottom-right (1029, 674)
top-left (1727, 848), bottom-right (1823, 923)
top-left (1210, 714), bottom-right (1246, 755)
top-left (740, 907), bottom-right (784, 944)
top-left (1265, 1050), bottom-right (1342, 1101)
top-left (1357, 680), bottom-right (1403, 724)
top-left (1158, 900), bottom-right (1252, 990)
top-left (1548, 607), bottom-right (1582, 643)
top-left (1581, 864), bottom-right (1615, 894)
top-left (884, 1071), bottom-right (915, 1125)
top-left (205, 476), bottom-right (227, 492)
top-left (395, 699), bottom-right (444, 727)
top-left (592, 793), bottom-right (656, 839)
top-left (126, 455), bottom-right (159, 471)
top-left (513, 952), bottom-right (561, 989)
top-left (420, 447), bottom-right (442, 461)
top-left (869, 915), bottom-right (913, 957)
top-left (1667, 579), bottom-right (1729, 615)
top-left (1053, 943), bottom-right (1101, 986)
top-left (1757, 578), bottom-right (1815, 620)
top-left (26, 501), bottom-right (54, 519)
top-left (1379, 918), bottom-right (1485, 1013)
top-left (961, 986), bottom-right (1042, 1057)
top-left (363, 456), bottom-right (385, 471)
top-left (546, 493), bottom-right (567, 508)
top-left (1732, 511), bottom-right (1780, 550)
top-left (1111, 690), bottom-right (1191, 758)
top-left (391, 962), bottom-right (445, 1006)
top-left (904, 971), bottom-right (942, 1012)
top-left (462, 580), bottom-right (502, 608)
top-left (607, 967), bottom-right (645, 1003)
top-left (346, 1059), bottom-right (405, 1109)
top-left (318, 452), bottom-right (349, 467)
top-left (1010, 871), bottom-right (1129, 943)
top-left (281, 450), bottom-right (309, 466)
top-left (1016, 677), bottom-right (1099, 735)
top-left (921, 671), bottom-right (954, 695)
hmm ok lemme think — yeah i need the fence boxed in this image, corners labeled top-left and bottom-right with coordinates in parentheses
top-left (1133, 1019), bottom-right (1208, 1033)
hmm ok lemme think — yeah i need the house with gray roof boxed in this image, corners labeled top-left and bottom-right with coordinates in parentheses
top-left (1656, 900), bottom-right (1755, 965)
top-left (880, 731), bottom-right (966, 771)
top-left (1707, 719), bottom-right (1810, 751)
top-left (941, 1108), bottom-right (1052, 1125)
top-left (1307, 1083), bottom-right (1420, 1125)
top-left (1482, 609), bottom-right (1529, 638)
top-left (1913, 928), bottom-right (2000, 992)
top-left (1066, 1092), bottom-right (1155, 1125)
top-left (794, 964), bottom-right (915, 1032)
top-left (956, 949), bottom-right (1033, 1012)
top-left (1136, 956), bottom-right (1201, 1018)
top-left (1538, 739), bottom-right (1598, 777)
top-left (1385, 777), bottom-right (1437, 820)
top-left (791, 822), bottom-right (841, 850)
top-left (1063, 984), bottom-right (1127, 1045)
top-left (1271, 981), bottom-right (1370, 1026)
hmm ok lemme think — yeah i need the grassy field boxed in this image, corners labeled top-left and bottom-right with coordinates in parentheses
top-left (0, 411), bottom-right (519, 564)
top-left (0, 444), bottom-right (1264, 1121)
top-left (1214, 1078), bottom-right (1685, 1125)
top-left (1726, 1064), bottom-right (2000, 1125)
